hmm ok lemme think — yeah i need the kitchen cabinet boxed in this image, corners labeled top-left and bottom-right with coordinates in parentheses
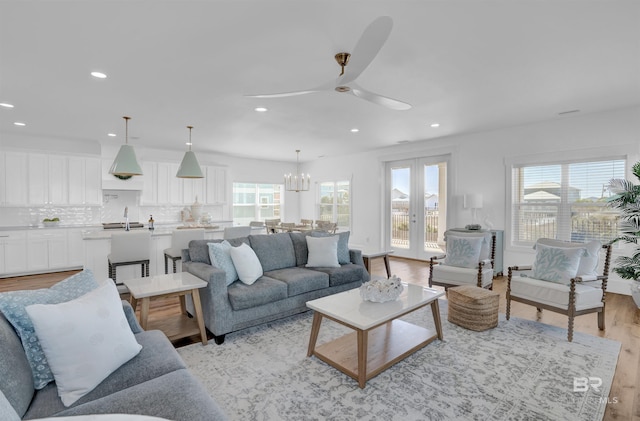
top-left (0, 231), bottom-right (28, 275)
top-left (67, 228), bottom-right (94, 267)
top-left (27, 229), bottom-right (68, 271)
top-left (141, 162), bottom-right (185, 205)
top-left (28, 154), bottom-right (68, 205)
top-left (2, 151), bottom-right (29, 205)
top-left (68, 156), bottom-right (102, 205)
top-left (140, 161), bottom-right (158, 205)
top-left (182, 177), bottom-right (205, 205)
top-left (204, 166), bottom-right (227, 204)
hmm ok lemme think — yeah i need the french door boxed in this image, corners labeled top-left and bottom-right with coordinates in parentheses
top-left (386, 156), bottom-right (448, 260)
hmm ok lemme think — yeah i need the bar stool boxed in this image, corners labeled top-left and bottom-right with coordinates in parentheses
top-left (163, 228), bottom-right (205, 274)
top-left (108, 231), bottom-right (151, 282)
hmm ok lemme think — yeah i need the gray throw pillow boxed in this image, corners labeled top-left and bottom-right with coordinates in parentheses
top-left (311, 231), bottom-right (350, 264)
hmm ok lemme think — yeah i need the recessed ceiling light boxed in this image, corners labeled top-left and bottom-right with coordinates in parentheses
top-left (14, 122), bottom-right (26, 126)
top-left (0, 102), bottom-right (14, 108)
top-left (350, 128), bottom-right (359, 133)
top-left (430, 123), bottom-right (440, 128)
top-left (254, 107), bottom-right (268, 112)
top-left (107, 133), bottom-right (117, 137)
top-left (91, 71), bottom-right (107, 79)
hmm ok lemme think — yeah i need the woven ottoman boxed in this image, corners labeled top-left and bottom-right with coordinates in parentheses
top-left (447, 285), bottom-right (500, 331)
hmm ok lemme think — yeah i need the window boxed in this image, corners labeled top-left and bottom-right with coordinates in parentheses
top-left (232, 183), bottom-right (282, 225)
top-left (318, 181), bottom-right (350, 230)
top-left (511, 158), bottom-right (625, 246)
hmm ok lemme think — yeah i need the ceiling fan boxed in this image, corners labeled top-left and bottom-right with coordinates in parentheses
top-left (245, 16), bottom-right (412, 111)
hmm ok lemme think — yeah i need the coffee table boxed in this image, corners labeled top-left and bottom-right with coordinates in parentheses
top-left (306, 283), bottom-right (444, 388)
top-left (123, 272), bottom-right (208, 345)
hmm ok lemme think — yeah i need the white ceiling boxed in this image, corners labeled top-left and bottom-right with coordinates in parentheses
top-left (1, 0), bottom-right (639, 163)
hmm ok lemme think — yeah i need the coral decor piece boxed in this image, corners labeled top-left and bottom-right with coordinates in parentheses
top-left (359, 275), bottom-right (404, 302)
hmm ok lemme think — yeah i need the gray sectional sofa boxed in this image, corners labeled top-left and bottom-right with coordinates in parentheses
top-left (1, 301), bottom-right (227, 421)
top-left (183, 232), bottom-right (370, 344)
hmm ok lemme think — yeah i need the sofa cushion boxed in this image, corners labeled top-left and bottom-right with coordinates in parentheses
top-left (25, 282), bottom-right (142, 407)
top-left (0, 269), bottom-right (99, 390)
top-left (289, 232), bottom-right (311, 266)
top-left (50, 369), bottom-right (227, 421)
top-left (310, 264), bottom-right (366, 287)
top-left (227, 277), bottom-right (288, 311)
top-left (249, 233), bottom-right (296, 272)
top-left (311, 231), bottom-right (351, 264)
top-left (0, 313), bottom-right (34, 418)
top-left (23, 330), bottom-right (186, 419)
top-left (264, 267), bottom-right (330, 297)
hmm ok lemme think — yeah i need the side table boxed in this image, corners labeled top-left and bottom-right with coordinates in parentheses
top-left (362, 250), bottom-right (394, 278)
top-left (123, 272), bottom-right (208, 345)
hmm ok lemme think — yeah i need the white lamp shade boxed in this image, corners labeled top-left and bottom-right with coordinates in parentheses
top-left (176, 150), bottom-right (204, 178)
top-left (464, 193), bottom-right (483, 209)
top-left (109, 144), bottom-right (143, 176)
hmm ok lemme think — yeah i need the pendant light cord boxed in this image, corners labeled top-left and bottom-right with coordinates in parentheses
top-left (123, 116), bottom-right (131, 145)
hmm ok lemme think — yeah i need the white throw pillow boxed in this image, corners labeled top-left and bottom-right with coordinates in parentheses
top-left (534, 239), bottom-right (601, 278)
top-left (306, 235), bottom-right (340, 268)
top-left (25, 282), bottom-right (142, 407)
top-left (230, 243), bottom-right (263, 285)
top-left (445, 236), bottom-right (484, 268)
top-left (531, 243), bottom-right (584, 284)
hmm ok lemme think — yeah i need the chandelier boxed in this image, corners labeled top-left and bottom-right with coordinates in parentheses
top-left (285, 150), bottom-right (310, 192)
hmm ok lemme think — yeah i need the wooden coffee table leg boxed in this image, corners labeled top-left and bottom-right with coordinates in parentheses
top-left (140, 297), bottom-right (150, 330)
top-left (190, 289), bottom-right (208, 345)
top-left (383, 254), bottom-right (391, 278)
top-left (431, 300), bottom-right (443, 340)
top-left (307, 312), bottom-right (323, 357)
top-left (357, 329), bottom-right (368, 388)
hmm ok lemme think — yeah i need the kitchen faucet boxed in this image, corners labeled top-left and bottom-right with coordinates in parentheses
top-left (124, 206), bottom-right (130, 231)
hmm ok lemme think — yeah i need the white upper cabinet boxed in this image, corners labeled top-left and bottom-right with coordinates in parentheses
top-left (140, 161), bottom-right (157, 205)
top-left (204, 166), bottom-right (227, 204)
top-left (68, 156), bottom-right (102, 205)
top-left (156, 162), bottom-right (182, 205)
top-left (28, 154), bottom-right (68, 205)
top-left (2, 151), bottom-right (29, 206)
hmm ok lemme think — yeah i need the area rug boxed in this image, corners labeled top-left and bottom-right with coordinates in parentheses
top-left (177, 301), bottom-right (620, 421)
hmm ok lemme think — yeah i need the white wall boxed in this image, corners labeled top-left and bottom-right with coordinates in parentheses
top-left (301, 106), bottom-right (640, 294)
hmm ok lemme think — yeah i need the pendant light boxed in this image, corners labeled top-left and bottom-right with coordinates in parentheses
top-left (109, 116), bottom-right (143, 176)
top-left (284, 149), bottom-right (310, 192)
top-left (176, 125), bottom-right (204, 178)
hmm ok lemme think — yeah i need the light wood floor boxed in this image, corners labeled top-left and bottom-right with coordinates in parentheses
top-left (2, 258), bottom-right (639, 421)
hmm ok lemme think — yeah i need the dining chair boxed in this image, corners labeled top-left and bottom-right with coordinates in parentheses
top-left (264, 219), bottom-right (280, 234)
top-left (506, 238), bottom-right (612, 342)
top-left (300, 219), bottom-right (314, 228)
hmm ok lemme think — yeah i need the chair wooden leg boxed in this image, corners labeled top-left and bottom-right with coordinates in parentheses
top-left (506, 295), bottom-right (511, 320)
top-left (568, 315), bottom-right (574, 342)
top-left (598, 309), bottom-right (605, 331)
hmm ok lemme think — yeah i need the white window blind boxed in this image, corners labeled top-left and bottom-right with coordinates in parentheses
top-left (511, 158), bottom-right (625, 246)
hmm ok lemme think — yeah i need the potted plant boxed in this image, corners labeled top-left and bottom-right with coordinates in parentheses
top-left (608, 161), bottom-right (640, 306)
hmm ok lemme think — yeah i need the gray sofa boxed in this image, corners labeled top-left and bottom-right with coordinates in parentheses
top-left (183, 232), bottom-right (370, 344)
top-left (1, 301), bottom-right (227, 421)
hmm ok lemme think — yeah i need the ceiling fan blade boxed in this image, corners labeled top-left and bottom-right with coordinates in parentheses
top-left (349, 83), bottom-right (412, 111)
top-left (245, 80), bottom-right (335, 99)
top-left (339, 16), bottom-right (393, 85)
top-left (244, 90), bottom-right (318, 99)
